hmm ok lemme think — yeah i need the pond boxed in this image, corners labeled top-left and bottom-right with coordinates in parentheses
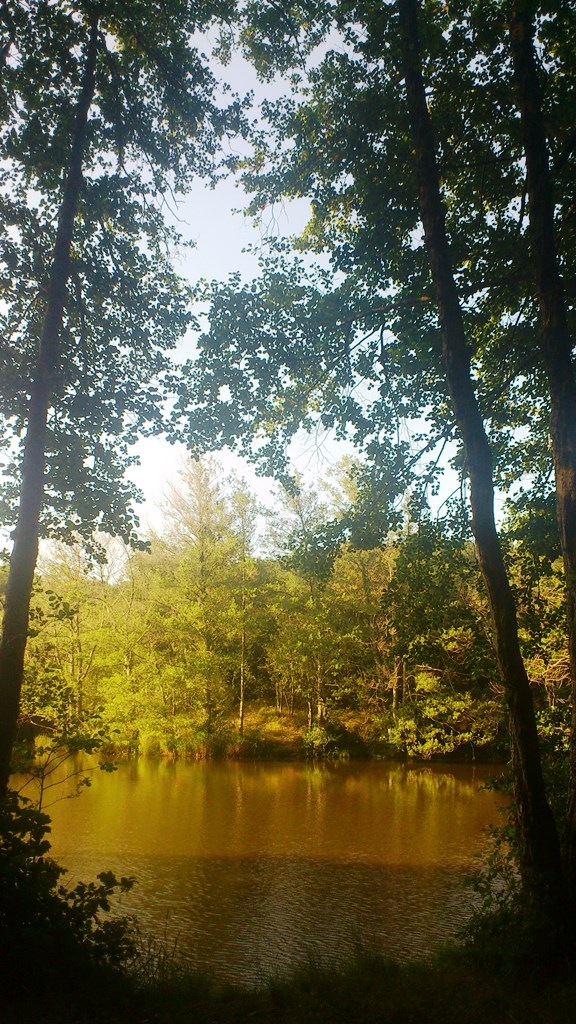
top-left (37, 759), bottom-right (507, 986)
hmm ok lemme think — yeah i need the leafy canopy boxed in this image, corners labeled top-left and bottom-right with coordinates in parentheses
top-left (0, 0), bottom-right (244, 546)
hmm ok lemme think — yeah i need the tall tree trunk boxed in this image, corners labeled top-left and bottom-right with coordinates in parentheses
top-left (0, 14), bottom-right (98, 796)
top-left (397, 0), bottom-right (561, 888)
top-left (238, 520), bottom-right (247, 735)
top-left (509, 0), bottom-right (576, 893)
top-left (392, 657), bottom-right (404, 715)
top-left (238, 624), bottom-right (246, 735)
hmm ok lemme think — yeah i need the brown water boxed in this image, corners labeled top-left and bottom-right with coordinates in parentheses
top-left (37, 759), bottom-right (506, 985)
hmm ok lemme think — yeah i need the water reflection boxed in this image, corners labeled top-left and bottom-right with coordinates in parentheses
top-left (42, 760), bottom-right (506, 985)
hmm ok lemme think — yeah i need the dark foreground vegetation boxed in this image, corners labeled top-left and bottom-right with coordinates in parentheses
top-left (3, 909), bottom-right (576, 1024)
top-left (3, 952), bottom-right (576, 1024)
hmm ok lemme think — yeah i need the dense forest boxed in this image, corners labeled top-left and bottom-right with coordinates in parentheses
top-left (2, 0), bottom-right (576, 1013)
top-left (15, 455), bottom-right (569, 767)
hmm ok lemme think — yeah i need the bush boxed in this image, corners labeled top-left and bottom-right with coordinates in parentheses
top-left (462, 766), bottom-right (576, 973)
top-left (0, 789), bottom-right (137, 999)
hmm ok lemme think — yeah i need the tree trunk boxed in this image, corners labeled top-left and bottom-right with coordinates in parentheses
top-left (238, 521), bottom-right (247, 735)
top-left (392, 657), bottom-right (404, 715)
top-left (0, 14), bottom-right (98, 797)
top-left (238, 625), bottom-right (246, 735)
top-left (315, 659), bottom-right (325, 725)
top-left (509, 0), bottom-right (576, 893)
top-left (397, 0), bottom-right (561, 888)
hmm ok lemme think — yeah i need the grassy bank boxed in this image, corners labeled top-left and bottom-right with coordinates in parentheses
top-left (3, 945), bottom-right (576, 1024)
top-left (98, 705), bottom-right (378, 761)
top-left (98, 704), bottom-right (503, 764)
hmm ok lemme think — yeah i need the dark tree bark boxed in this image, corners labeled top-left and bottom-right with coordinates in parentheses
top-left (0, 2), bottom-right (16, 57)
top-left (0, 14), bottom-right (99, 796)
top-left (397, 0), bottom-right (562, 888)
top-left (509, 0), bottom-right (576, 893)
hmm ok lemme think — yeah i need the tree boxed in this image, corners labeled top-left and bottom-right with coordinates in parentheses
top-left (175, 0), bottom-right (576, 897)
top-left (21, 537), bottom-right (152, 747)
top-left (508, 0), bottom-right (576, 893)
top-left (397, 0), bottom-right (560, 887)
top-left (146, 457), bottom-right (266, 738)
top-left (0, 0), bottom-right (240, 791)
top-left (228, 475), bottom-right (261, 734)
top-left (381, 515), bottom-right (500, 758)
top-left (155, 458), bottom-right (237, 731)
top-left (28, 543), bottom-right (103, 724)
top-left (328, 543), bottom-right (397, 716)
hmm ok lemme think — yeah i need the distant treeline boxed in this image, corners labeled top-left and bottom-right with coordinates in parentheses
top-left (14, 458), bottom-right (569, 763)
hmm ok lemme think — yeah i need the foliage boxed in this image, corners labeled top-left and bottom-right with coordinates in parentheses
top-left (17, 455), bottom-right (568, 763)
top-left (0, 0), bottom-right (244, 544)
top-left (170, 0), bottom-right (576, 893)
top-left (175, 0), bottom-right (575, 503)
top-left (464, 821), bottom-right (574, 973)
top-left (388, 683), bottom-right (502, 760)
top-left (464, 710), bottom-right (574, 969)
top-left (0, 789), bottom-right (136, 996)
top-left (5, 942), bottom-right (576, 1024)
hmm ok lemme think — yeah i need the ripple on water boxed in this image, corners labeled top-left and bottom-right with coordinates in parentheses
top-left (44, 760), bottom-right (504, 986)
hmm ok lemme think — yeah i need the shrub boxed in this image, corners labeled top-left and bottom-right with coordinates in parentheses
top-left (0, 789), bottom-right (137, 997)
